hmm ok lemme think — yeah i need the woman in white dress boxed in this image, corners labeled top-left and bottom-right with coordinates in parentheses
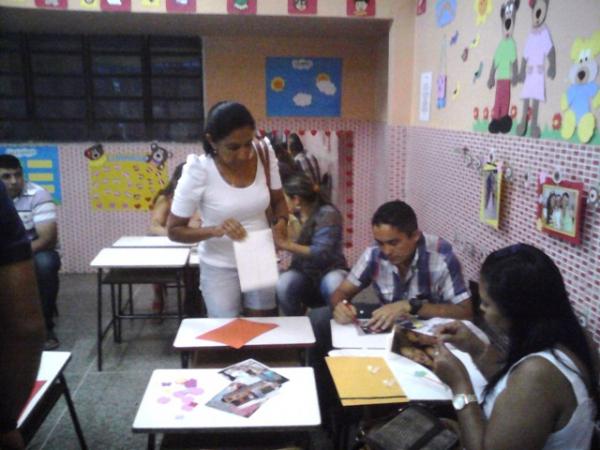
top-left (433, 244), bottom-right (598, 450)
top-left (167, 101), bottom-right (289, 317)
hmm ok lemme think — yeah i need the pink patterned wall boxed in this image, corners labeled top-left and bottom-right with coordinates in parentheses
top-left (15, 121), bottom-right (599, 342)
top-left (397, 126), bottom-right (600, 341)
top-left (41, 118), bottom-right (379, 273)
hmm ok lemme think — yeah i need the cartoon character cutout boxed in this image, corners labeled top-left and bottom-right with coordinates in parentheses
top-left (146, 143), bottom-right (172, 170)
top-left (488, 0), bottom-right (520, 134)
top-left (561, 31), bottom-right (600, 143)
top-left (294, 0), bottom-right (307, 11)
top-left (515, 0), bottom-right (556, 138)
top-left (233, 0), bottom-right (248, 10)
top-left (347, 0), bottom-right (375, 17)
top-left (352, 0), bottom-right (369, 15)
top-left (84, 144), bottom-right (107, 168)
top-left (474, 0), bottom-right (493, 25)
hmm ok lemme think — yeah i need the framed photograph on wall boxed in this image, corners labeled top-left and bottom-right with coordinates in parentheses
top-left (537, 177), bottom-right (585, 245)
top-left (480, 162), bottom-right (502, 229)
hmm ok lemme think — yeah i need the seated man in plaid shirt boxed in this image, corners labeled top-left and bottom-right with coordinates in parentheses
top-left (308, 200), bottom-right (472, 414)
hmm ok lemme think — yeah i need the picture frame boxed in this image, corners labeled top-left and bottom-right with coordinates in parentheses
top-left (480, 162), bottom-right (502, 229)
top-left (537, 177), bottom-right (586, 245)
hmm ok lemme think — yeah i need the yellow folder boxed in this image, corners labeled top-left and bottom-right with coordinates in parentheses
top-left (325, 356), bottom-right (407, 406)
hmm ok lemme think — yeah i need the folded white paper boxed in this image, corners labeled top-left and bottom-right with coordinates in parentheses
top-left (233, 229), bottom-right (279, 292)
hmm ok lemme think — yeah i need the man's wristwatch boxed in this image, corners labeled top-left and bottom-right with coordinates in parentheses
top-left (452, 393), bottom-right (478, 411)
top-left (408, 297), bottom-right (425, 315)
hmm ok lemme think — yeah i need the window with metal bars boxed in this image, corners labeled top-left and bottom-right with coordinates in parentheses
top-left (0, 33), bottom-right (203, 142)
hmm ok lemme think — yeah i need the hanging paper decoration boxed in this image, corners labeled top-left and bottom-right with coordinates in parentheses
top-left (450, 31), bottom-right (459, 46)
top-left (435, 0), bottom-right (456, 28)
top-left (346, 0), bottom-right (375, 17)
top-left (288, 0), bottom-right (317, 14)
top-left (35, 0), bottom-right (67, 8)
top-left (100, 0), bottom-right (131, 12)
top-left (515, 0), bottom-right (556, 138)
top-left (474, 0), bottom-right (493, 25)
top-left (141, 0), bottom-right (161, 8)
top-left (0, 146), bottom-right (63, 204)
top-left (80, 0), bottom-right (99, 8)
top-left (480, 162), bottom-right (503, 229)
top-left (473, 61), bottom-right (484, 83)
top-left (560, 30), bottom-right (600, 143)
top-left (266, 57), bottom-right (342, 117)
top-left (85, 145), bottom-right (169, 211)
top-left (166, 0), bottom-right (196, 13)
top-left (487, 0), bottom-right (519, 134)
top-left (227, 0), bottom-right (256, 15)
top-left (436, 39), bottom-right (448, 109)
top-left (417, 0), bottom-right (427, 15)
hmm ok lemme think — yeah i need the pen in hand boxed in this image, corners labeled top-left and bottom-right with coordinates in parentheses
top-left (342, 299), bottom-right (358, 324)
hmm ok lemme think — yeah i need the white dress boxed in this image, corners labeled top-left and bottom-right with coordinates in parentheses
top-left (171, 147), bottom-right (281, 269)
top-left (483, 349), bottom-right (596, 450)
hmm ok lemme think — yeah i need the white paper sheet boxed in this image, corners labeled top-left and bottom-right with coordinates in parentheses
top-left (233, 229), bottom-right (279, 292)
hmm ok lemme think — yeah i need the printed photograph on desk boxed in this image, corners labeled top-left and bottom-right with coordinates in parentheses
top-left (537, 177), bottom-right (585, 245)
top-left (219, 359), bottom-right (289, 385)
top-left (206, 379), bottom-right (280, 418)
top-left (389, 320), bottom-right (444, 369)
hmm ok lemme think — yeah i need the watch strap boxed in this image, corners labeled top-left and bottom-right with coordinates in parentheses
top-left (453, 393), bottom-right (478, 410)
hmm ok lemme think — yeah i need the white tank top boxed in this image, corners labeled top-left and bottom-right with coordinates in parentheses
top-left (483, 349), bottom-right (596, 450)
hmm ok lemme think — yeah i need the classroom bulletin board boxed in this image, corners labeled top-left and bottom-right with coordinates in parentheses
top-left (410, 0), bottom-right (600, 145)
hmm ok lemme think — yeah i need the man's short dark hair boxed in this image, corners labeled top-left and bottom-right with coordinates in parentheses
top-left (0, 154), bottom-right (22, 170)
top-left (372, 200), bottom-right (418, 235)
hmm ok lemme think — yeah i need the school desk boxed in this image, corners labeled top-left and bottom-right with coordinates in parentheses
top-left (173, 316), bottom-right (316, 368)
top-left (331, 319), bottom-right (391, 349)
top-left (90, 247), bottom-right (190, 371)
top-left (132, 367), bottom-right (320, 450)
top-left (112, 235), bottom-right (194, 248)
top-left (18, 351), bottom-right (87, 449)
top-left (326, 348), bottom-right (487, 450)
top-left (331, 318), bottom-right (490, 351)
top-left (112, 235), bottom-right (204, 317)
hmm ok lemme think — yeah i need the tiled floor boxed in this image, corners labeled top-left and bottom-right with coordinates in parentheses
top-left (28, 274), bottom-right (334, 450)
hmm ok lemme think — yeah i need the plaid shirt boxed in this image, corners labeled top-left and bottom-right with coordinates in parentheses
top-left (347, 233), bottom-right (469, 305)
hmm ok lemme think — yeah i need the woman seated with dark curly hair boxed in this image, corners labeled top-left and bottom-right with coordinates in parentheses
top-left (432, 243), bottom-right (598, 450)
top-left (275, 173), bottom-right (348, 315)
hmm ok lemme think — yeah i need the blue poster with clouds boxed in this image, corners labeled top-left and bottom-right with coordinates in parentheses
top-left (266, 57), bottom-right (342, 117)
top-left (0, 145), bottom-right (62, 204)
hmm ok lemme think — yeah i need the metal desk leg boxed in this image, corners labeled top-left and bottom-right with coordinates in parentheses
top-left (110, 284), bottom-right (120, 343)
top-left (128, 283), bottom-right (134, 315)
top-left (176, 270), bottom-right (183, 323)
top-left (97, 268), bottom-right (103, 371)
top-left (59, 374), bottom-right (88, 450)
top-left (147, 433), bottom-right (156, 450)
top-left (181, 352), bottom-right (189, 369)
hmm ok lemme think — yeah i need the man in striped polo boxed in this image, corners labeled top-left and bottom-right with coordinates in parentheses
top-left (308, 200), bottom-right (473, 419)
top-left (0, 154), bottom-right (61, 350)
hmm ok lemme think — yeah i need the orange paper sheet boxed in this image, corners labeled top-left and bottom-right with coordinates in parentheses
top-left (326, 356), bottom-right (407, 406)
top-left (196, 318), bottom-right (278, 349)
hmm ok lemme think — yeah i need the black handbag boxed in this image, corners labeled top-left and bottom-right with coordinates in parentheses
top-left (364, 405), bottom-right (459, 450)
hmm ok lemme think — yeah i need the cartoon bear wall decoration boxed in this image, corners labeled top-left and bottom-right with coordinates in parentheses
top-left (515, 0), bottom-right (556, 138)
top-left (487, 0), bottom-right (520, 134)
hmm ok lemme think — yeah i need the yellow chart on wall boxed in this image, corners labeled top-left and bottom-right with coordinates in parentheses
top-left (87, 150), bottom-right (168, 211)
